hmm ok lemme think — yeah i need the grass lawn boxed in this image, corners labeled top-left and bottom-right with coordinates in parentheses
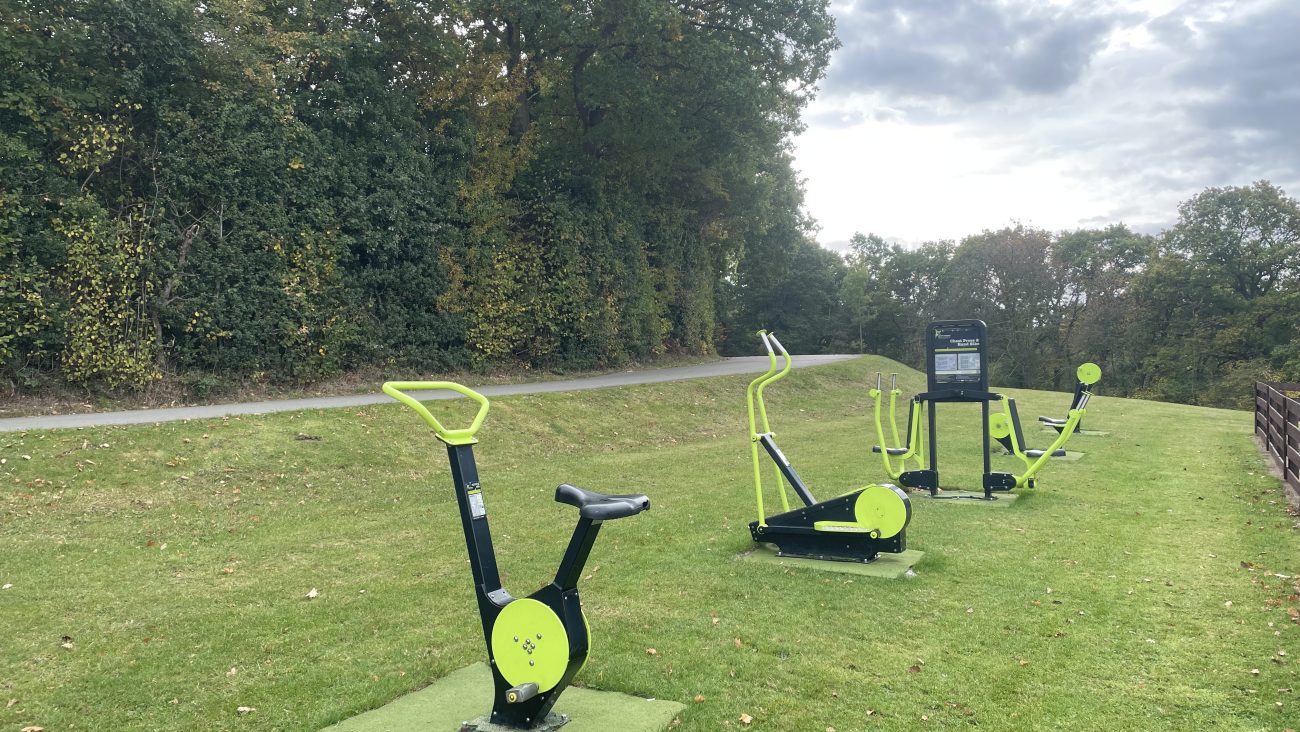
top-left (2, 356), bottom-right (1297, 731)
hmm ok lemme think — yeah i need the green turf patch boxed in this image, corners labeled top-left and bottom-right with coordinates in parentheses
top-left (738, 545), bottom-right (923, 578)
top-left (321, 663), bottom-right (684, 732)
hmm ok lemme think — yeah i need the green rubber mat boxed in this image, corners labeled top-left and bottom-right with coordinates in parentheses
top-left (738, 545), bottom-right (924, 578)
top-left (322, 662), bottom-right (685, 732)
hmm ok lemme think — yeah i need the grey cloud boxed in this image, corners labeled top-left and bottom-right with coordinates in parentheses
top-left (803, 0), bottom-right (1300, 240)
top-left (1174, 4), bottom-right (1300, 149)
top-left (823, 0), bottom-right (1122, 102)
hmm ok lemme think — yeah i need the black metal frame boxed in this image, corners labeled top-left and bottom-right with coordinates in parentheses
top-left (445, 443), bottom-right (603, 728)
top-left (1039, 379), bottom-right (1088, 433)
top-left (897, 320), bottom-right (1016, 500)
top-left (750, 434), bottom-right (909, 562)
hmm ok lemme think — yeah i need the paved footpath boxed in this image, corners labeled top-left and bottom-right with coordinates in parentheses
top-left (0, 355), bottom-right (858, 432)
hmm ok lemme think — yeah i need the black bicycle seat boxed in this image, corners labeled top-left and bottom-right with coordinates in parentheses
top-left (554, 484), bottom-right (651, 520)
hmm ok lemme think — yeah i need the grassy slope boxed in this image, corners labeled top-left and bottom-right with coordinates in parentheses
top-left (1, 356), bottom-right (1297, 731)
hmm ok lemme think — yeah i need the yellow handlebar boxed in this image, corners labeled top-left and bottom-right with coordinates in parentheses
top-left (382, 381), bottom-right (490, 445)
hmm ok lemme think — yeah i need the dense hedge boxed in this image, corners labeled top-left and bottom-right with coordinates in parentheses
top-left (1, 0), bottom-right (837, 390)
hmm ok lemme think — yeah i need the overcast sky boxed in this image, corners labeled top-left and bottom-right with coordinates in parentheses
top-left (793, 0), bottom-right (1300, 249)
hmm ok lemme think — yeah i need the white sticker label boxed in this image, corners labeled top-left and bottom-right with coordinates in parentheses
top-left (771, 445), bottom-right (790, 466)
top-left (469, 492), bottom-right (486, 518)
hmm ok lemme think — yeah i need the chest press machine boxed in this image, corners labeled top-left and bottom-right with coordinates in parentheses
top-left (867, 320), bottom-right (1098, 499)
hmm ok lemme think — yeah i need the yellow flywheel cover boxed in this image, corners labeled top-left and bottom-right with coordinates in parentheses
top-left (1077, 362), bottom-right (1102, 385)
top-left (854, 485), bottom-right (910, 539)
top-left (988, 412), bottom-right (1012, 439)
top-left (490, 598), bottom-right (570, 692)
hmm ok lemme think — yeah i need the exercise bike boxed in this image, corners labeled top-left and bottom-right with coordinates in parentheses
top-left (1038, 363), bottom-right (1103, 433)
top-left (745, 331), bottom-right (911, 562)
top-left (384, 381), bottom-right (650, 730)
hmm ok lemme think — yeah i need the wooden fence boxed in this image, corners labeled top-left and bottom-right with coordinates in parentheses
top-left (1255, 381), bottom-right (1300, 499)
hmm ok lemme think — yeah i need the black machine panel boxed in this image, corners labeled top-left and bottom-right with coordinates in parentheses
top-left (926, 319), bottom-right (989, 393)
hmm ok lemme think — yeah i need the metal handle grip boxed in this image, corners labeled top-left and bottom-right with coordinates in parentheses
top-left (382, 381), bottom-right (490, 445)
top-left (768, 334), bottom-right (789, 357)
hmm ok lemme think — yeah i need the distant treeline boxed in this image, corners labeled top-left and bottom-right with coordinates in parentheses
top-left (726, 181), bottom-right (1300, 409)
top-left (4, 5), bottom-right (1296, 410)
top-left (0, 0), bottom-right (836, 392)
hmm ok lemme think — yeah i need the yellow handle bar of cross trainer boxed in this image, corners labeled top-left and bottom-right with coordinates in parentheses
top-left (382, 381), bottom-right (490, 445)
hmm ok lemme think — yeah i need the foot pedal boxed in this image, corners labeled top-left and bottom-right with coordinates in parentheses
top-left (984, 472), bottom-right (1016, 491)
top-left (899, 470), bottom-right (938, 491)
top-left (506, 682), bottom-right (539, 704)
top-left (813, 520), bottom-right (880, 537)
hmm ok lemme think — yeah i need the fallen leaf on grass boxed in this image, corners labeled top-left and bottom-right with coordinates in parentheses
top-left (693, 694), bottom-right (705, 703)
top-left (21, 726), bottom-right (44, 732)
top-left (226, 667), bottom-right (237, 677)
top-left (2, 584), bottom-right (11, 590)
top-left (7, 698), bottom-right (17, 708)
top-left (646, 648), bottom-right (658, 656)
top-left (305, 588), bottom-right (319, 600)
top-left (739, 713), bottom-right (753, 725)
top-left (237, 706), bottom-right (255, 714)
top-left (907, 665), bottom-right (922, 673)
top-left (733, 638), bottom-right (743, 648)
top-left (1018, 659), bottom-right (1030, 667)
top-left (1251, 669), bottom-right (1261, 675)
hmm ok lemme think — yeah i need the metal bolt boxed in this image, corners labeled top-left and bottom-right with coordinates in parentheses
top-left (513, 636), bottom-right (519, 642)
top-left (529, 659), bottom-right (535, 666)
top-left (536, 633), bottom-right (542, 639)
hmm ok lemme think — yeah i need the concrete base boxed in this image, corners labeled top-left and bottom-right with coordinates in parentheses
top-left (992, 450), bottom-right (1085, 461)
top-left (322, 663), bottom-right (685, 732)
top-left (462, 712), bottom-right (570, 732)
top-left (913, 489), bottom-right (1022, 505)
top-left (738, 544), bottom-right (924, 578)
